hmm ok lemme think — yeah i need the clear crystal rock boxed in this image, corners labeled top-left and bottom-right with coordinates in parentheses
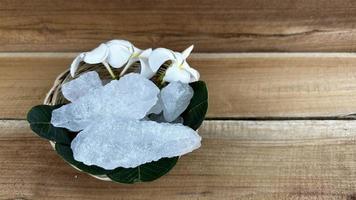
top-left (51, 73), bottom-right (160, 131)
top-left (71, 118), bottom-right (201, 169)
top-left (61, 71), bottom-right (103, 102)
top-left (149, 113), bottom-right (184, 124)
top-left (147, 94), bottom-right (163, 115)
top-left (161, 81), bottom-right (194, 122)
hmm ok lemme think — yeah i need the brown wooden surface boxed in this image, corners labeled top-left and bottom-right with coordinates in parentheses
top-left (2, 53), bottom-right (356, 119)
top-left (2, 0), bottom-right (356, 199)
top-left (2, 0), bottom-right (356, 52)
top-left (2, 120), bottom-right (356, 199)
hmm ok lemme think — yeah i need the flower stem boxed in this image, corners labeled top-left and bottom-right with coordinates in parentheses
top-left (102, 62), bottom-right (117, 79)
top-left (119, 59), bottom-right (135, 77)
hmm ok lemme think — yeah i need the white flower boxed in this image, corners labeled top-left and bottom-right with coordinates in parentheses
top-left (70, 40), bottom-right (199, 82)
top-left (70, 40), bottom-right (148, 79)
top-left (119, 47), bottom-right (156, 79)
top-left (148, 45), bottom-right (199, 83)
top-left (137, 48), bottom-right (155, 78)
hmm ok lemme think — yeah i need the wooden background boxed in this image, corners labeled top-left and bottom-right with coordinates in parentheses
top-left (2, 0), bottom-right (356, 199)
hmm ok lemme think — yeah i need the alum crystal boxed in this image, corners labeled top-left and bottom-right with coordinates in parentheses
top-left (51, 72), bottom-right (159, 131)
top-left (161, 81), bottom-right (194, 122)
top-left (71, 118), bottom-right (201, 169)
top-left (61, 71), bottom-right (103, 102)
top-left (51, 71), bottom-right (201, 169)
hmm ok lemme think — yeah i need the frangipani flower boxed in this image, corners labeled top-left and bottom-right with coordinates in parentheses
top-left (119, 48), bottom-right (156, 79)
top-left (148, 45), bottom-right (200, 83)
top-left (70, 40), bottom-right (146, 79)
top-left (70, 40), bottom-right (199, 82)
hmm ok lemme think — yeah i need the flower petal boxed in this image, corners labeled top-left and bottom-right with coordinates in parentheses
top-left (107, 44), bottom-right (132, 68)
top-left (138, 48), bottom-right (155, 78)
top-left (148, 48), bottom-right (175, 72)
top-left (70, 53), bottom-right (85, 77)
top-left (163, 66), bottom-right (191, 83)
top-left (138, 48), bottom-right (152, 59)
top-left (181, 45), bottom-right (194, 59)
top-left (83, 43), bottom-right (109, 64)
top-left (173, 52), bottom-right (184, 65)
top-left (182, 61), bottom-right (200, 82)
top-left (106, 39), bottom-right (133, 50)
top-left (139, 58), bottom-right (155, 78)
top-left (188, 67), bottom-right (200, 82)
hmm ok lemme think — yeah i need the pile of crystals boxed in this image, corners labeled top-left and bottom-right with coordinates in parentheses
top-left (51, 40), bottom-right (202, 170)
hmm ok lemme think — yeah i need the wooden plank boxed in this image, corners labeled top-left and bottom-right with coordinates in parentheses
top-left (2, 119), bottom-right (356, 199)
top-left (2, 0), bottom-right (356, 52)
top-left (3, 53), bottom-right (356, 119)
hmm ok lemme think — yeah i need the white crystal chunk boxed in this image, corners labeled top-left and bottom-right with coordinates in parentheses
top-left (51, 73), bottom-right (160, 131)
top-left (147, 94), bottom-right (163, 115)
top-left (71, 118), bottom-right (201, 169)
top-left (61, 71), bottom-right (103, 102)
top-left (161, 81), bottom-right (194, 122)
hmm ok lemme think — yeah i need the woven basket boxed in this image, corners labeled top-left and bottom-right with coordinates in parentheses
top-left (43, 62), bottom-right (145, 181)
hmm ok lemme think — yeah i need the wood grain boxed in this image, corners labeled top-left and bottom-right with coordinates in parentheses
top-left (2, 119), bottom-right (356, 199)
top-left (2, 0), bottom-right (356, 52)
top-left (3, 53), bottom-right (356, 119)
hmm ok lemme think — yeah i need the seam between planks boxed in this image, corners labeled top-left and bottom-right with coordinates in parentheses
top-left (6, 117), bottom-right (356, 121)
top-left (0, 52), bottom-right (356, 58)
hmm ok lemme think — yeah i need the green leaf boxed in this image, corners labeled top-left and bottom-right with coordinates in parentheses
top-left (107, 157), bottom-right (179, 184)
top-left (28, 104), bottom-right (179, 182)
top-left (55, 143), bottom-right (110, 175)
top-left (27, 105), bottom-right (71, 145)
top-left (182, 81), bottom-right (208, 130)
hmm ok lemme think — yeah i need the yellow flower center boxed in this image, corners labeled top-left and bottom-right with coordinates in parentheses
top-left (132, 52), bottom-right (140, 58)
top-left (178, 62), bottom-right (184, 70)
